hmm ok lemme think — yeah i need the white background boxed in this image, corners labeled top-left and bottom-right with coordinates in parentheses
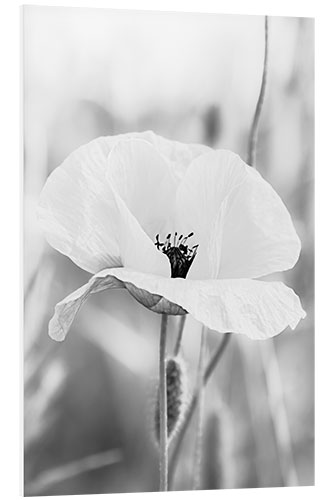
top-left (0, 0), bottom-right (330, 499)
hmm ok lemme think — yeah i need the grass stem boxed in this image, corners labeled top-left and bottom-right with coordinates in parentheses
top-left (174, 315), bottom-right (186, 356)
top-left (247, 15), bottom-right (269, 167)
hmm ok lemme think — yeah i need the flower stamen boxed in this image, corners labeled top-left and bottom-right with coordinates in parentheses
top-left (155, 232), bottom-right (198, 278)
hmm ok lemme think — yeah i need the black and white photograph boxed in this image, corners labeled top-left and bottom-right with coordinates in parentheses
top-left (22, 5), bottom-right (314, 496)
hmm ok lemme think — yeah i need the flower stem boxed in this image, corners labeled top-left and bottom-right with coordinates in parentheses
top-left (259, 340), bottom-right (299, 485)
top-left (192, 327), bottom-right (207, 489)
top-left (247, 15), bottom-right (269, 167)
top-left (174, 315), bottom-right (186, 356)
top-left (26, 449), bottom-right (122, 495)
top-left (246, 15), bottom-right (298, 486)
top-left (169, 332), bottom-right (231, 487)
top-left (159, 313), bottom-right (169, 491)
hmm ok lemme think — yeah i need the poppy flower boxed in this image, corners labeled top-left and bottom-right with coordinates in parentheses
top-left (38, 131), bottom-right (305, 342)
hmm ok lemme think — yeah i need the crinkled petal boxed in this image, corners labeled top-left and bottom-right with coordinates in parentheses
top-left (49, 274), bottom-right (125, 341)
top-left (38, 134), bottom-right (170, 276)
top-left (107, 184), bottom-right (170, 276)
top-left (140, 130), bottom-right (211, 180)
top-left (49, 268), bottom-right (306, 342)
top-left (107, 138), bottom-right (177, 239)
top-left (176, 149), bottom-right (301, 279)
top-left (49, 269), bottom-right (184, 341)
top-left (109, 269), bottom-right (306, 339)
top-left (38, 136), bottom-right (123, 273)
top-left (38, 131), bottom-right (208, 274)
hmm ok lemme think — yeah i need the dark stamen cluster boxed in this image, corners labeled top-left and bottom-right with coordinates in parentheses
top-left (155, 232), bottom-right (198, 279)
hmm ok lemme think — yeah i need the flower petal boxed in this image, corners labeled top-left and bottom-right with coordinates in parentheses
top-left (38, 136), bottom-right (123, 273)
top-left (107, 269), bottom-right (306, 339)
top-left (38, 134), bottom-right (170, 276)
top-left (140, 130), bottom-right (211, 180)
top-left (49, 267), bottom-right (305, 342)
top-left (49, 269), bottom-right (183, 341)
top-left (49, 273), bottom-right (125, 341)
top-left (106, 138), bottom-right (177, 239)
top-left (107, 184), bottom-right (170, 276)
top-left (38, 131), bottom-right (209, 274)
top-left (176, 150), bottom-right (301, 279)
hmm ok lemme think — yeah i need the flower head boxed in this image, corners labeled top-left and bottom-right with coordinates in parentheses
top-left (38, 131), bottom-right (305, 341)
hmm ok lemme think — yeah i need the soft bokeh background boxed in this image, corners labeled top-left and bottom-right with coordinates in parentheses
top-left (23, 6), bottom-right (314, 496)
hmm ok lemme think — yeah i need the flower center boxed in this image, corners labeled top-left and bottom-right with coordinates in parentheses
top-left (155, 232), bottom-right (198, 278)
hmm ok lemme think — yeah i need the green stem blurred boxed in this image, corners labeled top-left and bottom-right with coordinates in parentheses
top-left (192, 327), bottom-right (207, 489)
top-left (159, 313), bottom-right (169, 491)
top-left (259, 341), bottom-right (299, 485)
top-left (174, 315), bottom-right (186, 356)
top-left (169, 332), bottom-right (231, 487)
top-left (247, 15), bottom-right (269, 166)
top-left (246, 14), bottom-right (298, 487)
top-left (26, 449), bottom-right (123, 496)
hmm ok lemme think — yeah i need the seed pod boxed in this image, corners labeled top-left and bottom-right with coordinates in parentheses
top-left (154, 356), bottom-right (188, 444)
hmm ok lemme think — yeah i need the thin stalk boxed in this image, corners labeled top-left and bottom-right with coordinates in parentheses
top-left (159, 313), bottom-right (169, 491)
top-left (169, 332), bottom-right (231, 487)
top-left (259, 341), bottom-right (299, 486)
top-left (174, 315), bottom-right (186, 356)
top-left (26, 449), bottom-right (123, 495)
top-left (247, 15), bottom-right (269, 167)
top-left (246, 15), bottom-right (298, 486)
top-left (237, 338), bottom-right (265, 486)
top-left (192, 327), bottom-right (207, 489)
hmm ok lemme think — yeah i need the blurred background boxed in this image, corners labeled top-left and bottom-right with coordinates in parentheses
top-left (23, 6), bottom-right (314, 496)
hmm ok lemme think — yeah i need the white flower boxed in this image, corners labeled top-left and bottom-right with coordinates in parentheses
top-left (38, 131), bottom-right (305, 341)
